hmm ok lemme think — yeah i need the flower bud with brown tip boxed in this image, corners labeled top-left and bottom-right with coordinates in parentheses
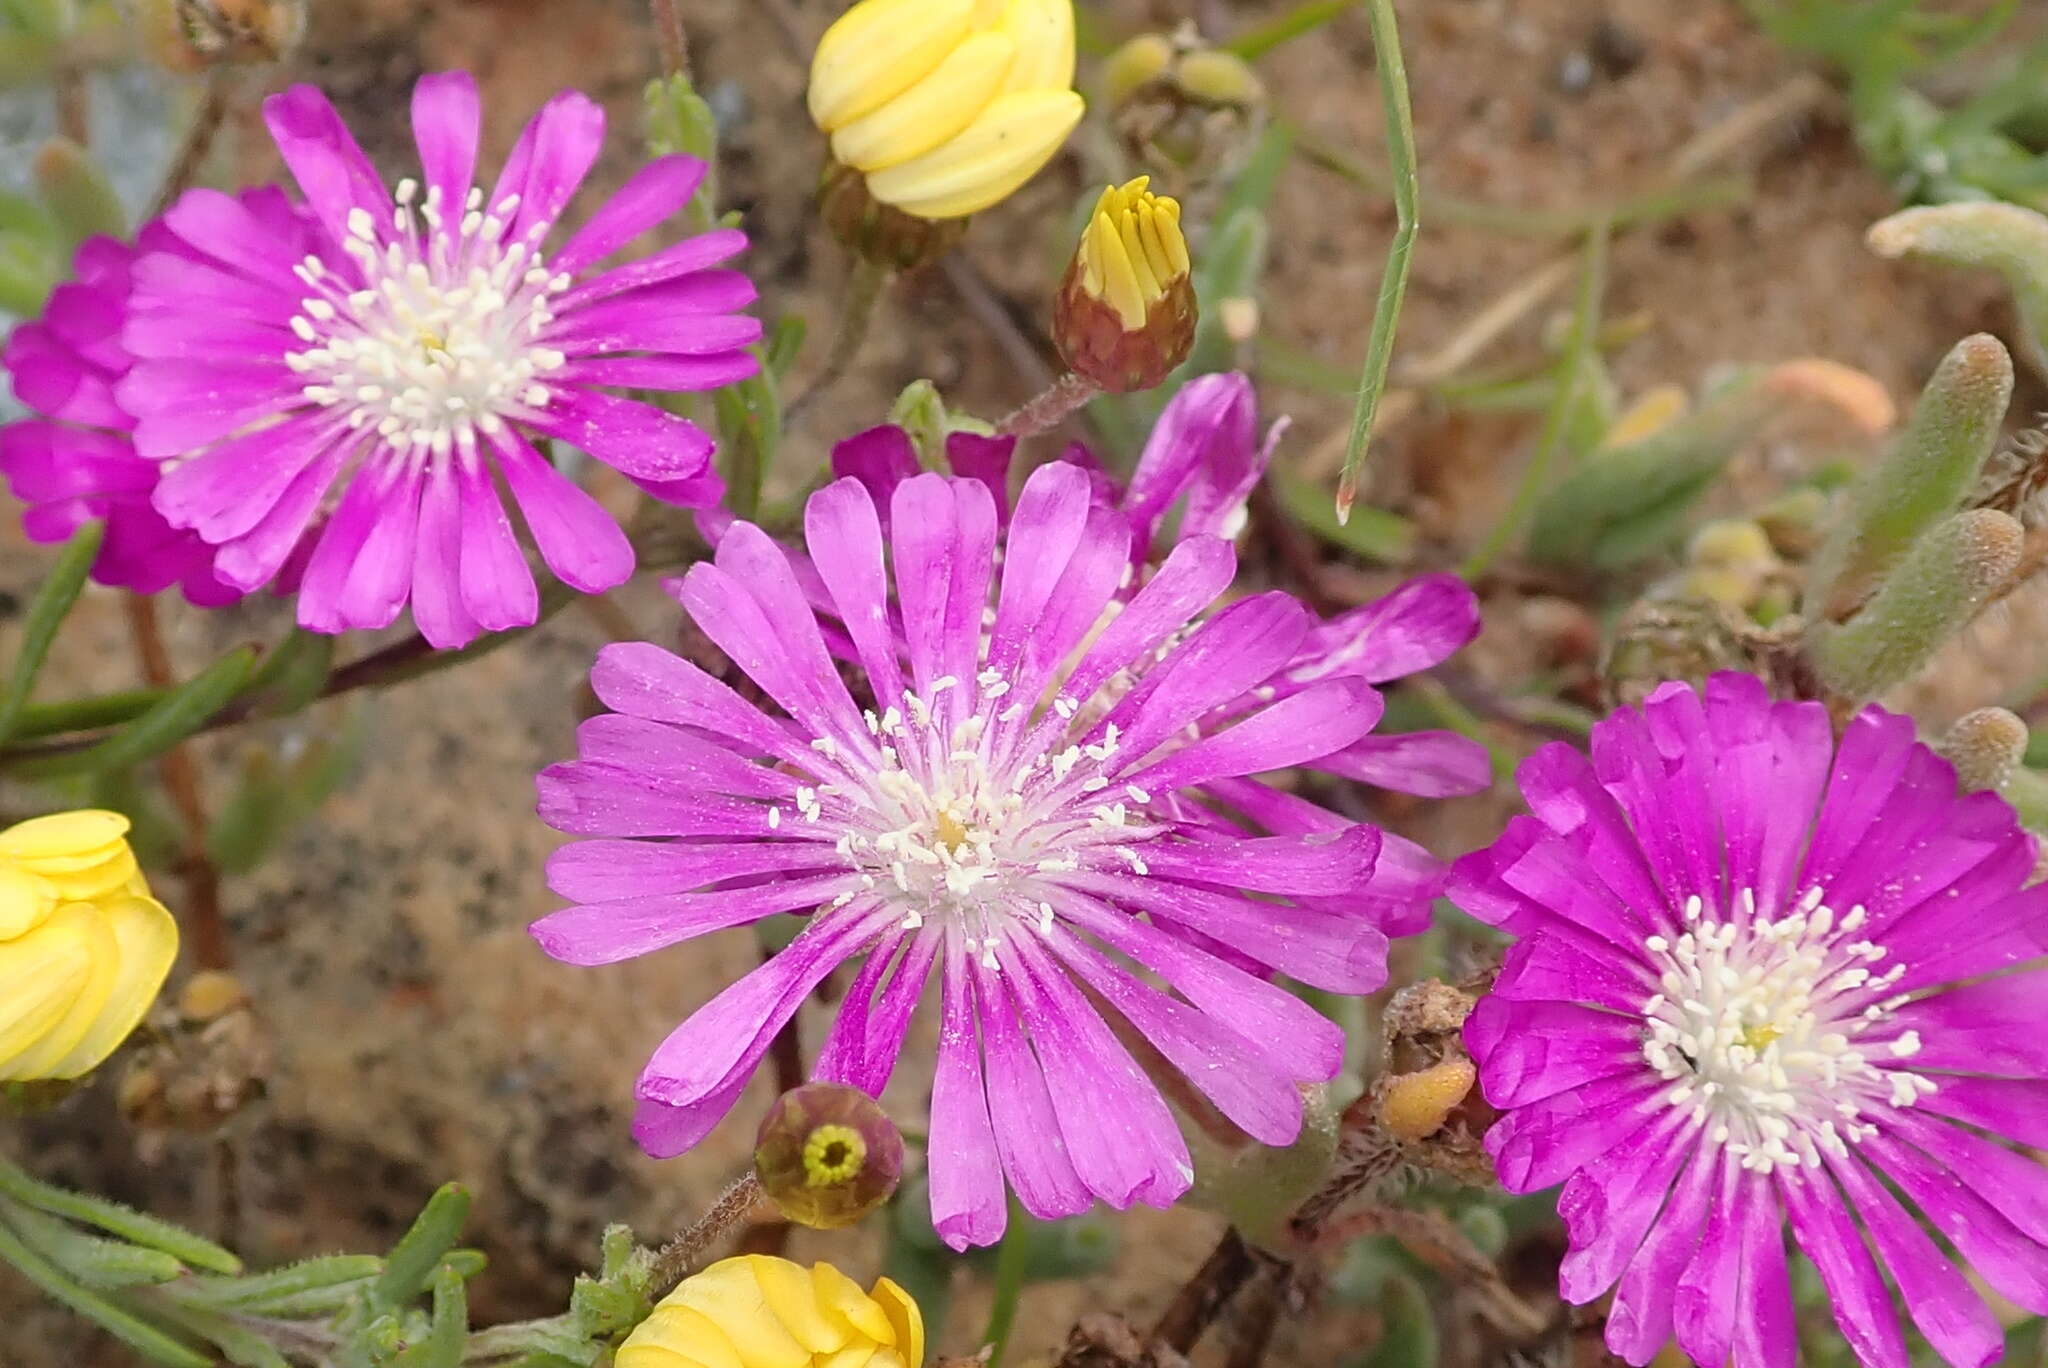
top-left (1053, 177), bottom-right (1195, 394)
top-left (753, 1083), bottom-right (904, 1230)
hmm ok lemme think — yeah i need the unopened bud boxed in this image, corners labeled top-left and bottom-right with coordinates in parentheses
top-left (1938, 707), bottom-right (2029, 795)
top-left (1173, 49), bottom-right (1265, 108)
top-left (1103, 32), bottom-right (1174, 110)
top-left (753, 1083), bottom-right (904, 1230)
top-left (1054, 177), bottom-right (1196, 394)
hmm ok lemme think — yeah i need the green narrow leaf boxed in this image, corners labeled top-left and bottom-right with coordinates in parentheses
top-left (242, 628), bottom-right (336, 717)
top-left (0, 1157), bottom-right (241, 1274)
top-left (33, 138), bottom-right (124, 248)
top-left (0, 1208), bottom-right (212, 1368)
top-left (1224, 0), bottom-right (1348, 61)
top-left (0, 519), bottom-right (102, 746)
top-left (144, 1299), bottom-right (293, 1368)
top-left (173, 1254), bottom-right (385, 1311)
top-left (764, 315), bottom-right (807, 381)
top-left (371, 1185), bottom-right (470, 1311)
top-left (5, 646), bottom-right (258, 780)
top-left (0, 1200), bottom-right (184, 1288)
top-left (1335, 0), bottom-right (1418, 524)
top-left (392, 1266), bottom-right (468, 1368)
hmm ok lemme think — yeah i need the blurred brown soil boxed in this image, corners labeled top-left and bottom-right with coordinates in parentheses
top-left (0, 0), bottom-right (2036, 1364)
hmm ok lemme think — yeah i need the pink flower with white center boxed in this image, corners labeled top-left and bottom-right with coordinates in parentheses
top-left (116, 71), bottom-right (761, 647)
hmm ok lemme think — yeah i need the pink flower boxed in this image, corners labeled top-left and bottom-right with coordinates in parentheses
top-left (535, 460), bottom-right (1480, 1246)
top-left (117, 71), bottom-right (761, 647)
top-left (1, 234), bottom-right (241, 604)
top-left (1455, 674), bottom-right (2048, 1368)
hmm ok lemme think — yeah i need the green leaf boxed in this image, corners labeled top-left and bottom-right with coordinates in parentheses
top-left (174, 1254), bottom-right (384, 1312)
top-left (764, 315), bottom-right (807, 381)
top-left (33, 138), bottom-right (124, 248)
top-left (242, 628), bottom-right (336, 717)
top-left (0, 1206), bottom-right (212, 1368)
top-left (1273, 470), bottom-right (1415, 563)
top-left (0, 1157), bottom-right (240, 1274)
top-left (5, 646), bottom-right (258, 781)
top-left (392, 1265), bottom-right (468, 1368)
top-left (0, 1200), bottom-right (185, 1287)
top-left (371, 1185), bottom-right (470, 1311)
top-left (1809, 508), bottom-right (2023, 702)
top-left (1348, 1273), bottom-right (1438, 1368)
top-left (1806, 331), bottom-right (2012, 617)
top-left (0, 519), bottom-right (102, 746)
top-left (1223, 0), bottom-right (1347, 61)
top-left (713, 360), bottom-right (780, 522)
top-left (645, 75), bottom-right (719, 232)
top-left (145, 1299), bottom-right (294, 1368)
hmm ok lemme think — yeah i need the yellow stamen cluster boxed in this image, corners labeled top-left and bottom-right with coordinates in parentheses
top-left (808, 0), bottom-right (1085, 220)
top-left (802, 1124), bottom-right (869, 1187)
top-left (1, 812), bottom-right (177, 1083)
top-left (1077, 177), bottom-right (1191, 330)
top-left (618, 1256), bottom-right (923, 1368)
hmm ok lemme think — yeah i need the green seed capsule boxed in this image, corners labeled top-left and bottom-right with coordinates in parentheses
top-left (753, 1083), bottom-right (904, 1229)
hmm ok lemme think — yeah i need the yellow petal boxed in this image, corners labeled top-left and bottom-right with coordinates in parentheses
top-left (0, 908), bottom-right (96, 1080)
top-left (995, 0), bottom-right (1075, 94)
top-left (866, 89), bottom-right (1084, 219)
top-left (672, 1258), bottom-right (813, 1368)
top-left (811, 1262), bottom-right (892, 1344)
top-left (752, 1255), bottom-right (854, 1355)
top-left (0, 865), bottom-right (57, 940)
top-left (809, 0), bottom-right (974, 132)
top-left (43, 894), bottom-right (178, 1080)
top-left (831, 31), bottom-right (1016, 174)
top-left (1, 810), bottom-right (139, 902)
top-left (870, 1277), bottom-right (924, 1367)
top-left (0, 902), bottom-right (119, 1081)
top-left (619, 1304), bottom-right (739, 1368)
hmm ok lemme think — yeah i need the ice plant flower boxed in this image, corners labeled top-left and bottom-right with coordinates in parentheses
top-left (116, 70), bottom-right (761, 648)
top-left (618, 1256), bottom-right (922, 1368)
top-left (0, 235), bottom-right (241, 604)
top-left (536, 461), bottom-right (1457, 1246)
top-left (1452, 673), bottom-right (2048, 1368)
top-left (808, 0), bottom-right (1084, 220)
top-left (1, 811), bottom-right (178, 1083)
top-left (1054, 177), bottom-right (1195, 394)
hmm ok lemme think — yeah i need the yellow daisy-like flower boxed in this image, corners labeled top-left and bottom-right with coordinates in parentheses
top-left (0, 811), bottom-right (178, 1083)
top-left (618, 1256), bottom-right (923, 1368)
top-left (1053, 177), bottom-right (1197, 393)
top-left (808, 0), bottom-right (1085, 220)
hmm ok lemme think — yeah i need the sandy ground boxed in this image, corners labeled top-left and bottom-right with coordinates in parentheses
top-left (2, 0), bottom-right (2039, 1363)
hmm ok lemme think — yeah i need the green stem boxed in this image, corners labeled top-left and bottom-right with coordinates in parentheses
top-left (1334, 0), bottom-right (1418, 525)
top-left (1460, 222), bottom-right (1608, 579)
top-left (981, 1198), bottom-right (1031, 1367)
top-left (0, 519), bottom-right (102, 745)
top-left (786, 258), bottom-right (889, 426)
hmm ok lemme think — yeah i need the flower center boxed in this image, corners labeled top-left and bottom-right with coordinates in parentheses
top-left (1638, 888), bottom-right (1933, 1174)
top-left (285, 179), bottom-right (570, 454)
top-left (801, 1124), bottom-right (867, 1187)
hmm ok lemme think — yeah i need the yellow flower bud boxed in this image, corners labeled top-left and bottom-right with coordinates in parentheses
top-left (1102, 32), bottom-right (1174, 110)
top-left (1053, 177), bottom-right (1196, 393)
top-left (809, 0), bottom-right (1085, 221)
top-left (618, 1256), bottom-right (924, 1368)
top-left (0, 812), bottom-right (177, 1083)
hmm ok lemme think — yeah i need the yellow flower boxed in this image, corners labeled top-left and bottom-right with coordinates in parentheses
top-left (808, 0), bottom-right (1084, 220)
top-left (618, 1256), bottom-right (923, 1368)
top-left (1053, 177), bottom-right (1196, 393)
top-left (0, 811), bottom-right (178, 1083)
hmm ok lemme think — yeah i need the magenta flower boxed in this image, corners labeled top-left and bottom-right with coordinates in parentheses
top-left (535, 460), bottom-right (1468, 1247)
top-left (1452, 673), bottom-right (2048, 1368)
top-left (1, 234), bottom-right (240, 604)
top-left (116, 71), bottom-right (761, 647)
